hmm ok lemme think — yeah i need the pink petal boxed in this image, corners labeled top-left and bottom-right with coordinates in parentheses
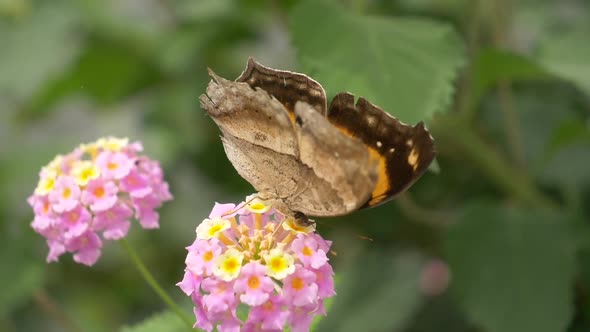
top-left (209, 203), bottom-right (236, 219)
top-left (103, 220), bottom-right (131, 240)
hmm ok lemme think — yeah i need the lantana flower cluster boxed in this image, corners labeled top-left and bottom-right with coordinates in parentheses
top-left (28, 137), bottom-right (172, 266)
top-left (178, 197), bottom-right (336, 332)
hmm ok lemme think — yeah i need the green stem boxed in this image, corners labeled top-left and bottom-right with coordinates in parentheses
top-left (490, 0), bottom-right (527, 168)
top-left (119, 239), bottom-right (194, 329)
top-left (457, 0), bottom-right (482, 118)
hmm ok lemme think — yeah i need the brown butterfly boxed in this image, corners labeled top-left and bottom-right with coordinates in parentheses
top-left (200, 58), bottom-right (435, 227)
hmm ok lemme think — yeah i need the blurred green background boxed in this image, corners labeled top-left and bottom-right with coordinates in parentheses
top-left (1, 0), bottom-right (590, 331)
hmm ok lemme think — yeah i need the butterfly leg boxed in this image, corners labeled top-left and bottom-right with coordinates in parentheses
top-left (293, 211), bottom-right (314, 227)
top-left (265, 198), bottom-right (316, 229)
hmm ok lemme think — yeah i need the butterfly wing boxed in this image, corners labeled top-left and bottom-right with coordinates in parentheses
top-left (200, 67), bottom-right (348, 215)
top-left (237, 58), bottom-right (327, 118)
top-left (285, 101), bottom-right (378, 216)
top-left (200, 69), bottom-right (299, 158)
top-left (327, 92), bottom-right (436, 207)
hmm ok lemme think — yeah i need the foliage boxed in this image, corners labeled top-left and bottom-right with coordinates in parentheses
top-left (1, 0), bottom-right (589, 331)
top-left (121, 311), bottom-right (188, 332)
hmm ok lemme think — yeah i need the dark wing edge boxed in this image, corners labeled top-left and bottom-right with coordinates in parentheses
top-left (236, 57), bottom-right (327, 116)
top-left (327, 92), bottom-right (436, 207)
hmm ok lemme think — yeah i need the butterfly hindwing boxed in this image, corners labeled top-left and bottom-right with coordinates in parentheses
top-left (288, 101), bottom-right (377, 216)
top-left (327, 92), bottom-right (436, 207)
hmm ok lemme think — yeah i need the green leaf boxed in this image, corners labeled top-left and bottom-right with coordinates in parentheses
top-left (544, 119), bottom-right (590, 157)
top-left (536, 142), bottom-right (590, 189)
top-left (514, 0), bottom-right (590, 96)
top-left (471, 48), bottom-right (552, 107)
top-left (316, 250), bottom-right (423, 332)
top-left (445, 203), bottom-right (575, 332)
top-left (537, 29), bottom-right (590, 96)
top-left (289, 0), bottom-right (465, 124)
top-left (121, 311), bottom-right (191, 332)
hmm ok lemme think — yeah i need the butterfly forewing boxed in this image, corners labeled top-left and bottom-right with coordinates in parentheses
top-left (237, 58), bottom-right (327, 118)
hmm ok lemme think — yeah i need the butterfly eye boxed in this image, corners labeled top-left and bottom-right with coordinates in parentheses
top-left (295, 116), bottom-right (303, 126)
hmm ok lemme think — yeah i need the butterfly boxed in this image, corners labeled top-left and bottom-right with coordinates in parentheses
top-left (200, 58), bottom-right (435, 227)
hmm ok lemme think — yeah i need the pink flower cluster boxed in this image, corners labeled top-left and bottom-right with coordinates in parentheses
top-left (28, 137), bottom-right (172, 266)
top-left (178, 198), bottom-right (336, 332)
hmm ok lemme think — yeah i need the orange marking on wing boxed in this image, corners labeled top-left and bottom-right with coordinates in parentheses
top-left (286, 110), bottom-right (296, 126)
top-left (366, 147), bottom-right (389, 205)
top-left (408, 147), bottom-right (419, 171)
top-left (332, 124), bottom-right (390, 206)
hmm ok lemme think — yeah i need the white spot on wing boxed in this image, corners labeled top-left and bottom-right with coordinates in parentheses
top-left (376, 141), bottom-right (382, 148)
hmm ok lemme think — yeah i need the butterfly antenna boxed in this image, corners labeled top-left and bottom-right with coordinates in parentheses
top-left (220, 195), bottom-right (259, 218)
top-left (270, 217), bottom-right (286, 238)
top-left (315, 219), bottom-right (374, 242)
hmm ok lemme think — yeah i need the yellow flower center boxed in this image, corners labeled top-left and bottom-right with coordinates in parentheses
top-left (62, 187), bottom-right (71, 199)
top-left (270, 257), bottom-right (286, 272)
top-left (263, 249), bottom-right (295, 279)
top-left (43, 201), bottom-right (50, 214)
top-left (212, 248), bottom-right (244, 281)
top-left (81, 169), bottom-right (94, 181)
top-left (291, 276), bottom-right (304, 291)
top-left (44, 178), bottom-right (55, 191)
top-left (250, 202), bottom-right (265, 211)
top-left (107, 162), bottom-right (119, 170)
top-left (248, 276), bottom-right (261, 290)
top-left (73, 162), bottom-right (100, 186)
top-left (203, 251), bottom-right (214, 262)
top-left (223, 258), bottom-right (239, 273)
top-left (94, 187), bottom-right (105, 198)
top-left (246, 196), bottom-right (271, 214)
top-left (208, 225), bottom-right (223, 237)
top-left (302, 246), bottom-right (313, 257)
top-left (36, 175), bottom-right (57, 195)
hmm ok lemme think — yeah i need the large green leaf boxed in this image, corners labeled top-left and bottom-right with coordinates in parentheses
top-left (537, 29), bottom-right (590, 96)
top-left (445, 203), bottom-right (575, 332)
top-left (120, 311), bottom-right (191, 332)
top-left (471, 48), bottom-right (552, 108)
top-left (514, 0), bottom-right (590, 96)
top-left (289, 0), bottom-right (465, 124)
top-left (539, 118), bottom-right (590, 188)
top-left (316, 250), bottom-right (423, 332)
